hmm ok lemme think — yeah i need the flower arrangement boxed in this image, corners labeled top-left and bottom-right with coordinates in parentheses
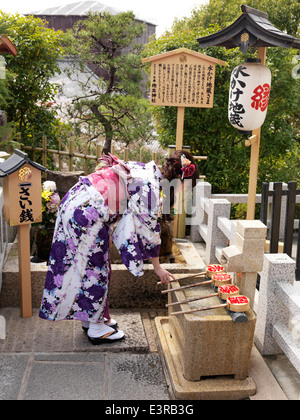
top-left (40, 181), bottom-right (60, 228)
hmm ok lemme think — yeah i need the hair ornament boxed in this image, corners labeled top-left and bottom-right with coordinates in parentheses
top-left (180, 154), bottom-right (196, 179)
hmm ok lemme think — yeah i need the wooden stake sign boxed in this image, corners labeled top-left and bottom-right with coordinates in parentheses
top-left (0, 150), bottom-right (46, 318)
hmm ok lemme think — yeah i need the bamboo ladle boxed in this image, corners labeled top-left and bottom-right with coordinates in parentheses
top-left (170, 295), bottom-right (250, 316)
top-left (166, 284), bottom-right (240, 307)
top-left (161, 272), bottom-right (232, 294)
top-left (157, 264), bottom-right (225, 286)
top-left (157, 271), bottom-right (206, 286)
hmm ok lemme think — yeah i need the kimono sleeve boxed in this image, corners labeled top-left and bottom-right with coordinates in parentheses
top-left (111, 161), bottom-right (162, 277)
top-left (112, 211), bottom-right (161, 277)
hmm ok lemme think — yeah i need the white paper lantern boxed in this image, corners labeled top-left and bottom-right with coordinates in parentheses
top-left (228, 59), bottom-right (271, 132)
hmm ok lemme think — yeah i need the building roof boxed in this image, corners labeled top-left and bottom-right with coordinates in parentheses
top-left (28, 0), bottom-right (156, 26)
top-left (197, 5), bottom-right (300, 53)
top-left (29, 1), bottom-right (121, 16)
top-left (0, 150), bottom-right (46, 177)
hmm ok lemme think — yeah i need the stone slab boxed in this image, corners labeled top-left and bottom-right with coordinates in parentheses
top-left (0, 308), bottom-right (148, 353)
top-left (0, 354), bottom-right (29, 400)
top-left (23, 356), bottom-right (106, 400)
top-left (108, 353), bottom-right (170, 400)
top-left (155, 317), bottom-right (256, 400)
top-left (222, 245), bottom-right (264, 273)
top-left (0, 352), bottom-right (171, 401)
top-left (249, 347), bottom-right (288, 400)
top-left (235, 232), bottom-right (266, 255)
top-left (0, 315), bottom-right (5, 339)
top-left (236, 220), bottom-right (267, 239)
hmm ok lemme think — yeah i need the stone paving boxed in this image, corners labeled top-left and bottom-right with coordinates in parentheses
top-left (0, 308), bottom-right (172, 400)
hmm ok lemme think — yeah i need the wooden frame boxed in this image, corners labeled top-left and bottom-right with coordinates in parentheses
top-left (0, 35), bottom-right (17, 56)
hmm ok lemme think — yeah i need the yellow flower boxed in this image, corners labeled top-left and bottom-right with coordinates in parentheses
top-left (41, 190), bottom-right (52, 201)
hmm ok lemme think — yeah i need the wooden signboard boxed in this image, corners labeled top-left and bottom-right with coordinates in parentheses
top-left (146, 49), bottom-right (222, 108)
top-left (0, 150), bottom-right (46, 318)
top-left (3, 163), bottom-right (43, 226)
top-left (143, 49), bottom-right (226, 237)
top-left (143, 48), bottom-right (226, 150)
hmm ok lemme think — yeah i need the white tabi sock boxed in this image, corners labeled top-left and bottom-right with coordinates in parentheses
top-left (88, 322), bottom-right (124, 340)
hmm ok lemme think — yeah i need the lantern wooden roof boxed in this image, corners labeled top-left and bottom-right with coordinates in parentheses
top-left (0, 35), bottom-right (17, 56)
top-left (0, 150), bottom-right (46, 177)
top-left (197, 5), bottom-right (300, 53)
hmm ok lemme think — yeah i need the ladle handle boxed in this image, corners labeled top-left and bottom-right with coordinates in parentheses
top-left (161, 279), bottom-right (212, 294)
top-left (157, 272), bottom-right (205, 286)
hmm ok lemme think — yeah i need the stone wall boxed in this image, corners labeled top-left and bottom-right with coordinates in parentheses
top-left (46, 170), bottom-right (85, 199)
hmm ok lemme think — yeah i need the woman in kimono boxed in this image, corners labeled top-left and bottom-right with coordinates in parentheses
top-left (39, 150), bottom-right (199, 345)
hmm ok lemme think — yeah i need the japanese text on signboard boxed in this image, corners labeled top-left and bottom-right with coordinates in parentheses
top-left (18, 167), bottom-right (34, 224)
top-left (150, 55), bottom-right (216, 108)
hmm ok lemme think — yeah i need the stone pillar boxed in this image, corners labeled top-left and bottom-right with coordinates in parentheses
top-left (255, 253), bottom-right (295, 355)
top-left (206, 198), bottom-right (231, 264)
top-left (0, 315), bottom-right (5, 340)
top-left (221, 220), bottom-right (267, 309)
top-left (190, 181), bottom-right (211, 242)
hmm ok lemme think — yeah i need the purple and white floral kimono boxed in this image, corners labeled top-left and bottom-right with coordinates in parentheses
top-left (39, 160), bottom-right (162, 323)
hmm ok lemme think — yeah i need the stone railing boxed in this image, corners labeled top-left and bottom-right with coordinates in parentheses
top-left (190, 181), bottom-right (300, 376)
top-left (255, 253), bottom-right (300, 375)
top-left (189, 181), bottom-right (261, 263)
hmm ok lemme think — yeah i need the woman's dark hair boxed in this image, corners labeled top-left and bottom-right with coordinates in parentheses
top-left (161, 150), bottom-right (199, 186)
top-left (160, 150), bottom-right (199, 218)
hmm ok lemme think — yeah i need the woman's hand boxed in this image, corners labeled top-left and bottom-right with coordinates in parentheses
top-left (151, 257), bottom-right (175, 284)
top-left (154, 267), bottom-right (176, 284)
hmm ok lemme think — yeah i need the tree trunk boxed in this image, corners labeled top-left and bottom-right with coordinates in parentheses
top-left (102, 137), bottom-right (112, 155)
top-left (91, 104), bottom-right (113, 154)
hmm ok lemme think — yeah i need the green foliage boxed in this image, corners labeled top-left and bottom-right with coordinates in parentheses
top-left (0, 12), bottom-right (67, 154)
top-left (143, 0), bottom-right (300, 193)
top-left (0, 20), bottom-right (14, 109)
top-left (64, 11), bottom-right (155, 153)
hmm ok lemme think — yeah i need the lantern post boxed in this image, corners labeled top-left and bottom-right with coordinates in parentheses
top-left (197, 5), bottom-right (300, 219)
top-left (246, 47), bottom-right (266, 219)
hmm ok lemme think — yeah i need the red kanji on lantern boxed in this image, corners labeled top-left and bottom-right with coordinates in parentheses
top-left (251, 83), bottom-right (270, 112)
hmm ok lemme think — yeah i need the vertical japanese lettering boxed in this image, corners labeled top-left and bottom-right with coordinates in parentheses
top-left (18, 184), bottom-right (34, 223)
top-left (228, 65), bottom-right (250, 128)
